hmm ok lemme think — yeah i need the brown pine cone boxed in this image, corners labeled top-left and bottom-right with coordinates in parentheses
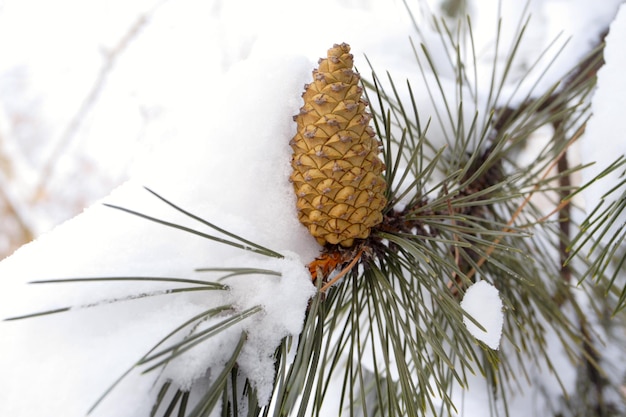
top-left (290, 43), bottom-right (387, 247)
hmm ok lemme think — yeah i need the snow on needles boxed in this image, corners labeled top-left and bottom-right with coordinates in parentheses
top-left (227, 252), bottom-right (317, 405)
top-left (461, 280), bottom-right (503, 350)
top-left (0, 36), bottom-right (321, 417)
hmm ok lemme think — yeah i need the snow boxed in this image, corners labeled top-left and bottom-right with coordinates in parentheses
top-left (1, 0), bottom-right (625, 416)
top-left (0, 2), bottom-right (415, 413)
top-left (576, 6), bottom-right (626, 408)
top-left (227, 251), bottom-right (317, 404)
top-left (0, 28), bottom-right (328, 416)
top-left (580, 2), bottom-right (626, 232)
top-left (460, 280), bottom-right (503, 350)
top-left (451, 0), bottom-right (624, 106)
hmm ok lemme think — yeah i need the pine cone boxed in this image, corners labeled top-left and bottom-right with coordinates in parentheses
top-left (290, 43), bottom-right (387, 247)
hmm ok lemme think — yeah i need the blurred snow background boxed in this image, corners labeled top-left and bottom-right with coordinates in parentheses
top-left (0, 0), bottom-right (625, 416)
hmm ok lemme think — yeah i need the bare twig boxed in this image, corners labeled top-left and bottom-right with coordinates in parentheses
top-left (0, 175), bottom-right (35, 257)
top-left (32, 4), bottom-right (165, 200)
top-left (320, 248), bottom-right (365, 292)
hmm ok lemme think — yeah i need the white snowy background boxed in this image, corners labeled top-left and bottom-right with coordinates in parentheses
top-left (0, 0), bottom-right (625, 416)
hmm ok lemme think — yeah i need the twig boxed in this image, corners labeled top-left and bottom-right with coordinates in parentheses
top-left (554, 120), bottom-right (573, 284)
top-left (32, 4), bottom-right (165, 199)
top-left (320, 249), bottom-right (365, 292)
top-left (0, 173), bottom-right (35, 256)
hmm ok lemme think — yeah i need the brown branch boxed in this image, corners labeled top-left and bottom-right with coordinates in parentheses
top-left (466, 123), bottom-right (585, 281)
top-left (554, 121), bottom-right (572, 284)
top-left (320, 248), bottom-right (364, 292)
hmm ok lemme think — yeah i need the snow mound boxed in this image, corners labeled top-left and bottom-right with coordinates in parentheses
top-left (581, 2), bottom-right (626, 224)
top-left (0, 43), bottom-right (321, 417)
top-left (461, 280), bottom-right (503, 350)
